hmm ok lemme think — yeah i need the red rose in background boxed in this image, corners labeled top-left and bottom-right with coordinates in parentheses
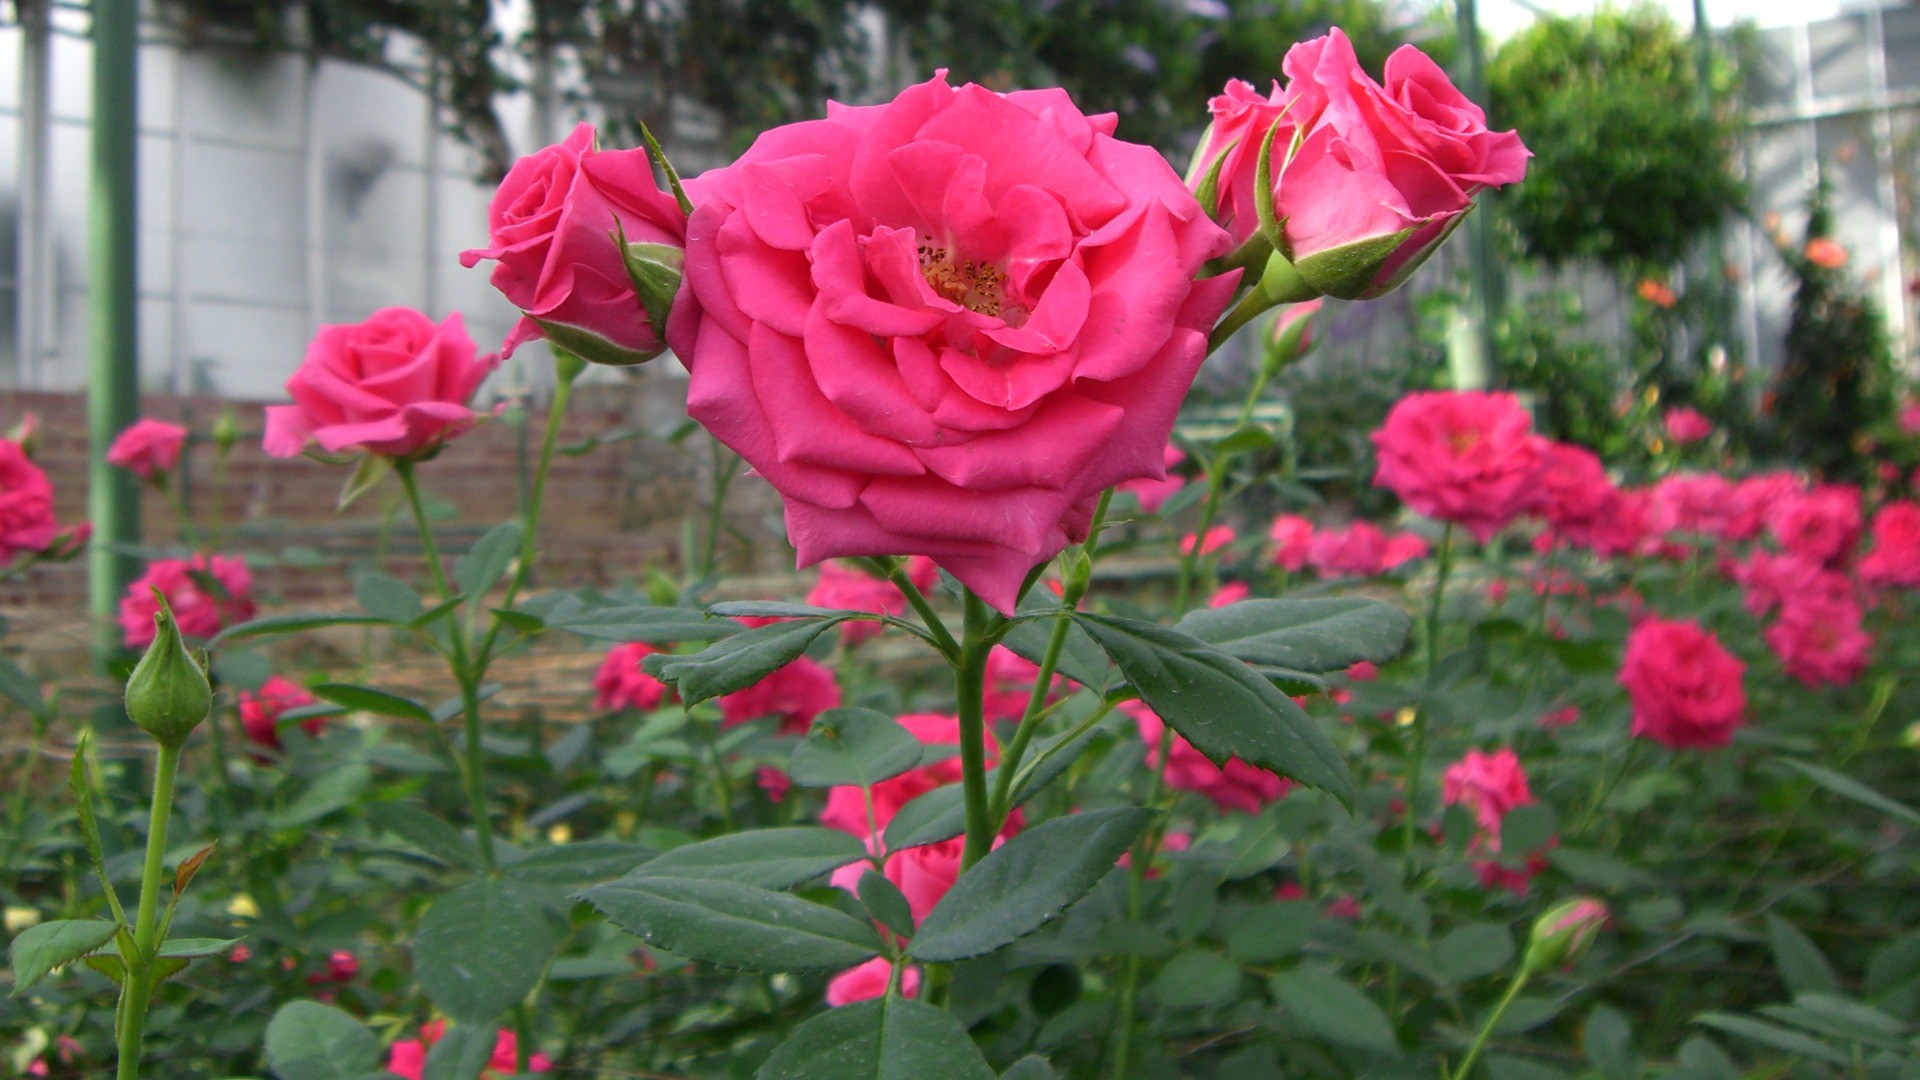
top-left (1620, 618), bottom-right (1746, 750)
top-left (1127, 700), bottom-right (1289, 814)
top-left (107, 419), bottom-right (189, 482)
top-left (1372, 391), bottom-right (1548, 541)
top-left (118, 554), bottom-right (258, 648)
top-left (238, 676), bottom-right (323, 751)
top-left (593, 642), bottom-right (671, 713)
top-left (0, 438), bottom-right (58, 564)
top-left (667, 73), bottom-right (1237, 613)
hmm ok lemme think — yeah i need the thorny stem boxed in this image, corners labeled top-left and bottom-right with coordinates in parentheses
top-left (1173, 365), bottom-right (1274, 613)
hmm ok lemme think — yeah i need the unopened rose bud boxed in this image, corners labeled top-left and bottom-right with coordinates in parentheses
top-left (1262, 298), bottom-right (1322, 378)
top-left (1522, 897), bottom-right (1609, 974)
top-left (124, 592), bottom-right (212, 748)
top-left (8, 413), bottom-right (39, 457)
top-left (212, 409), bottom-right (239, 455)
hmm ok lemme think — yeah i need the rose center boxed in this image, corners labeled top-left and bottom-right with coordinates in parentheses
top-left (918, 240), bottom-right (1026, 325)
top-left (1447, 429), bottom-right (1482, 455)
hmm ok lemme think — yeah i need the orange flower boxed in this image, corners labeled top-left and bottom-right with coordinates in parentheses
top-left (1805, 238), bottom-right (1847, 269)
top-left (1636, 279), bottom-right (1677, 308)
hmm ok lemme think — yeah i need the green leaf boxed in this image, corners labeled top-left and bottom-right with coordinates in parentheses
top-left (857, 870), bottom-right (916, 943)
top-left (647, 618), bottom-right (847, 705)
top-left (270, 763), bottom-right (372, 829)
top-left (1001, 1056), bottom-right (1059, 1080)
top-left (1153, 950), bottom-right (1243, 1009)
top-left (454, 521), bottom-right (524, 601)
top-left (581, 876), bottom-right (881, 973)
top-left (1210, 425), bottom-right (1277, 458)
top-left (709, 601), bottom-right (864, 620)
top-left (1584, 1004), bottom-right (1637, 1080)
top-left (1760, 993), bottom-right (1910, 1049)
top-left (880, 720), bottom-right (1096, 853)
top-left (909, 807), bottom-right (1155, 962)
top-left (633, 827), bottom-right (867, 890)
top-left (1500, 803), bottom-right (1559, 855)
top-left (1174, 598), bottom-right (1412, 674)
top-left (207, 612), bottom-right (393, 648)
top-left (8, 919), bottom-right (117, 995)
top-left (421, 1022), bottom-right (499, 1080)
top-left (1765, 913), bottom-right (1839, 996)
top-left (1269, 966), bottom-right (1399, 1053)
top-left (1002, 600), bottom-right (1109, 692)
top-left (414, 878), bottom-right (564, 1025)
top-left (1074, 614), bottom-right (1352, 801)
top-left (263, 1000), bottom-right (383, 1080)
top-left (534, 601), bottom-right (740, 644)
top-left (354, 572), bottom-right (424, 624)
top-left (366, 803), bottom-right (485, 868)
top-left (1433, 924), bottom-right (1516, 984)
top-left (1692, 1013), bottom-right (1850, 1066)
top-left (1774, 757), bottom-right (1920, 828)
top-left (0, 652), bottom-right (47, 716)
top-left (158, 937), bottom-right (242, 958)
top-left (790, 709), bottom-right (925, 789)
top-left (309, 682), bottom-right (434, 723)
top-left (757, 995), bottom-right (996, 1080)
top-left (1225, 902), bottom-right (1314, 964)
top-left (501, 841), bottom-right (653, 886)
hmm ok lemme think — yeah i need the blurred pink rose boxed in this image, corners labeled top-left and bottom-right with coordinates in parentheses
top-left (1381, 531), bottom-right (1430, 570)
top-left (1269, 514), bottom-right (1314, 570)
top-left (1372, 391), bottom-right (1548, 541)
top-left (981, 644), bottom-right (1064, 722)
top-left (593, 642), bottom-right (670, 712)
top-left (806, 560), bottom-right (932, 646)
top-left (822, 713), bottom-right (993, 842)
top-left (1117, 444), bottom-right (1189, 514)
top-left (118, 554), bottom-right (258, 647)
top-left (1536, 442), bottom-right (1618, 546)
top-left (1663, 407), bottom-right (1712, 445)
top-left (1729, 550), bottom-right (1849, 617)
top-left (461, 122), bottom-right (686, 365)
top-left (264, 307), bottom-right (498, 461)
top-left (1538, 705), bottom-right (1579, 728)
top-left (1767, 484), bottom-right (1863, 566)
top-left (1898, 401), bottom-right (1920, 435)
top-left (238, 676), bottom-right (322, 751)
top-left (1620, 618), bottom-right (1745, 750)
top-left (387, 1019), bottom-right (550, 1080)
top-left (1207, 581), bottom-right (1250, 607)
top-left (107, 419), bottom-right (188, 481)
top-left (0, 438), bottom-right (58, 564)
top-left (1442, 747), bottom-right (1533, 836)
top-left (665, 73), bottom-right (1237, 614)
top-left (1181, 525), bottom-right (1236, 557)
top-left (1859, 501), bottom-right (1920, 587)
top-left (1127, 700), bottom-right (1289, 814)
top-left (826, 957), bottom-right (922, 1007)
top-left (1305, 520), bottom-right (1391, 578)
top-left (1766, 594), bottom-right (1873, 688)
top-left (717, 655), bottom-right (840, 734)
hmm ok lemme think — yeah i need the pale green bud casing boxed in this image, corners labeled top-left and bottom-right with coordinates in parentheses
top-left (1522, 897), bottom-right (1609, 975)
top-left (124, 590), bottom-right (213, 748)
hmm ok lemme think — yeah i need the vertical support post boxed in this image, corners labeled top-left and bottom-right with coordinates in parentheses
top-left (89, 0), bottom-right (141, 668)
top-left (16, 0), bottom-right (49, 387)
top-left (1450, 0), bottom-right (1500, 389)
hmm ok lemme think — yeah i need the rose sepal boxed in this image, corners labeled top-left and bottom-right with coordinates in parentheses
top-left (529, 315), bottom-right (664, 368)
top-left (617, 229), bottom-right (686, 344)
top-left (1291, 226), bottom-right (1419, 301)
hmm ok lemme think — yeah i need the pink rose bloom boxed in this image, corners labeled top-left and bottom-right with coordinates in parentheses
top-left (107, 419), bottom-right (188, 481)
top-left (1207, 581), bottom-right (1250, 607)
top-left (1117, 444), bottom-right (1188, 514)
top-left (1765, 594), bottom-right (1873, 688)
top-left (1190, 77), bottom-right (1293, 241)
top-left (461, 123), bottom-right (685, 365)
top-left (238, 676), bottom-right (322, 750)
top-left (1619, 618), bottom-right (1746, 750)
top-left (1859, 501), bottom-right (1920, 588)
top-left (1538, 705), bottom-right (1579, 728)
top-left (1269, 513), bottom-right (1314, 570)
top-left (1899, 401), bottom-right (1920, 436)
top-left (826, 957), bottom-right (922, 1007)
top-left (1536, 442), bottom-right (1618, 545)
top-left (1346, 660), bottom-right (1379, 682)
top-left (665, 74), bottom-right (1238, 614)
top-left (1663, 407), bottom-right (1712, 445)
top-left (982, 644), bottom-right (1063, 722)
top-left (1127, 700), bottom-right (1289, 814)
top-left (118, 554), bottom-right (258, 647)
top-left (305, 949), bottom-right (359, 986)
top-left (1648, 472), bottom-right (1747, 541)
top-left (1728, 472), bottom-right (1805, 541)
top-left (387, 1020), bottom-right (550, 1080)
top-left (1202, 31), bottom-right (1528, 295)
top-left (717, 655), bottom-right (840, 734)
top-left (1729, 551), bottom-right (1850, 617)
top-left (1371, 390), bottom-right (1548, 541)
top-left (1442, 747), bottom-right (1534, 836)
top-left (593, 642), bottom-right (670, 712)
top-left (263, 308), bottom-right (498, 461)
top-left (0, 438), bottom-right (58, 564)
top-left (1381, 531), bottom-right (1430, 570)
top-left (1181, 525), bottom-right (1236, 557)
top-left (1305, 520), bottom-right (1390, 578)
top-left (1768, 484), bottom-right (1863, 566)
top-left (807, 561), bottom-right (910, 646)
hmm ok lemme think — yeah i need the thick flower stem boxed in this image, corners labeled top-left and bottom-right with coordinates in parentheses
top-left (1453, 969), bottom-right (1530, 1080)
top-left (955, 591), bottom-right (996, 871)
top-left (116, 742), bottom-right (180, 1080)
top-left (881, 560), bottom-right (960, 662)
top-left (1401, 523), bottom-right (1455, 866)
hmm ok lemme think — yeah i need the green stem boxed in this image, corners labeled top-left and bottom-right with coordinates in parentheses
top-left (456, 676), bottom-right (496, 867)
top-left (687, 703), bottom-right (737, 832)
top-left (698, 441), bottom-right (741, 582)
top-left (955, 592), bottom-right (996, 870)
top-left (475, 358), bottom-right (579, 667)
top-left (1113, 725), bottom-right (1175, 1080)
top-left (880, 559), bottom-right (960, 661)
top-left (207, 437), bottom-right (230, 552)
top-left (1172, 369), bottom-right (1272, 613)
top-left (1454, 970), bottom-right (1530, 1080)
top-left (1401, 523), bottom-right (1455, 863)
top-left (156, 479), bottom-right (204, 555)
top-left (116, 742), bottom-right (180, 1080)
top-left (396, 462), bottom-right (456, 604)
top-left (1569, 738), bottom-right (1645, 839)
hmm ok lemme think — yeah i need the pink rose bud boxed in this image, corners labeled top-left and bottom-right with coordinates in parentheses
top-left (1663, 407), bottom-right (1712, 445)
top-left (263, 307), bottom-right (498, 462)
top-left (666, 73), bottom-right (1237, 614)
top-left (461, 123), bottom-right (688, 367)
top-left (8, 412), bottom-right (39, 457)
top-left (1262, 298), bottom-right (1322, 376)
top-left (1523, 897), bottom-right (1609, 973)
top-left (107, 418), bottom-right (189, 482)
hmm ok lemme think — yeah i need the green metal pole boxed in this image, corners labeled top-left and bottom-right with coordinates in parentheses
top-left (1452, 0), bottom-right (1502, 389)
top-left (89, 0), bottom-right (141, 669)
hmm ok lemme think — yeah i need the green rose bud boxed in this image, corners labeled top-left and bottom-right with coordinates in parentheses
top-left (212, 409), bottom-right (239, 455)
top-left (1522, 897), bottom-right (1609, 975)
top-left (124, 590), bottom-right (212, 748)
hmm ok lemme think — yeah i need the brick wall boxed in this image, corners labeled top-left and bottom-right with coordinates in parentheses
top-left (0, 381), bottom-right (792, 630)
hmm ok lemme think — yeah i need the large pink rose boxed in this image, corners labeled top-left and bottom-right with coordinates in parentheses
top-left (118, 554), bottom-right (258, 648)
top-left (264, 308), bottom-right (498, 460)
top-left (1619, 617), bottom-right (1746, 750)
top-left (461, 123), bottom-right (687, 366)
top-left (1859, 501), bottom-right (1920, 588)
top-left (666, 74), bottom-right (1238, 613)
top-left (107, 419), bottom-right (188, 482)
top-left (1203, 30), bottom-right (1528, 297)
top-left (1371, 391), bottom-right (1548, 541)
top-left (0, 438), bottom-right (58, 564)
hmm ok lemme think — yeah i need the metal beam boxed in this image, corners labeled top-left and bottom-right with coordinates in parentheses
top-left (88, 0), bottom-right (141, 667)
